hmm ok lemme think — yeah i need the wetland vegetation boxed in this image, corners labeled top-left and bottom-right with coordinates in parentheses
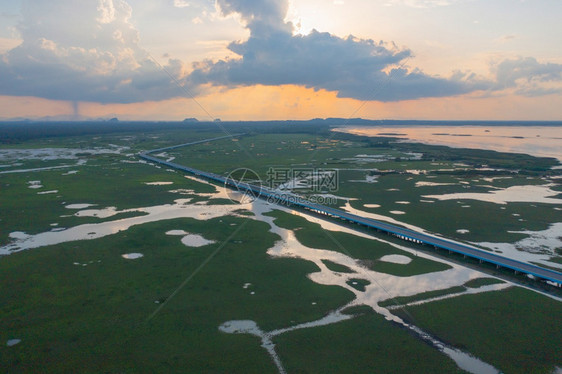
top-left (1, 121), bottom-right (560, 373)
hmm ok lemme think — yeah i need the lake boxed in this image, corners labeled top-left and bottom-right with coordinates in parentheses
top-left (334, 125), bottom-right (562, 162)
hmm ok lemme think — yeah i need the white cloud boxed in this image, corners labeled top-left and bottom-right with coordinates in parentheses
top-left (0, 0), bottom-right (188, 103)
top-left (495, 34), bottom-right (517, 43)
top-left (173, 0), bottom-right (190, 8)
top-left (0, 37), bottom-right (22, 53)
top-left (97, 0), bottom-right (116, 24)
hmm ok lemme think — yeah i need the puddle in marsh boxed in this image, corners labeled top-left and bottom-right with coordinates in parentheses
top-left (379, 254), bottom-right (412, 264)
top-left (423, 184), bottom-right (562, 205)
top-left (343, 202), bottom-right (562, 270)
top-left (65, 203), bottom-right (96, 209)
top-left (474, 222), bottom-right (562, 270)
top-left (415, 181), bottom-right (456, 187)
top-left (122, 253), bottom-right (143, 259)
top-left (28, 180), bottom-right (42, 189)
top-left (349, 174), bottom-right (379, 183)
top-left (37, 190), bottom-right (58, 194)
top-left (363, 203), bottom-right (380, 208)
top-left (0, 195), bottom-right (238, 255)
top-left (237, 199), bottom-right (505, 374)
top-left (343, 202), bottom-right (434, 234)
top-left (73, 206), bottom-right (119, 219)
top-left (0, 146), bottom-right (129, 162)
top-left (166, 226), bottom-right (216, 247)
top-left (6, 339), bottom-right (21, 347)
top-left (145, 182), bottom-right (174, 185)
top-left (166, 230), bottom-right (189, 236)
top-left (386, 283), bottom-right (511, 310)
top-left (0, 146), bottom-right (128, 174)
top-left (0, 158), bottom-right (88, 174)
top-left (180, 234), bottom-right (216, 247)
top-left (0, 174), bottom-right (239, 256)
top-left (0, 168), bottom-right (530, 374)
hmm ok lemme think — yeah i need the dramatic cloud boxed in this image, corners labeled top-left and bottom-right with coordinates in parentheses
top-left (0, 0), bottom-right (560, 105)
top-left (0, 0), bottom-right (185, 103)
top-left (216, 0), bottom-right (291, 36)
top-left (187, 0), bottom-right (488, 101)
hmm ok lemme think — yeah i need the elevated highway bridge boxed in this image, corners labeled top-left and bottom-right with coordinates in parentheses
top-left (139, 135), bottom-right (562, 287)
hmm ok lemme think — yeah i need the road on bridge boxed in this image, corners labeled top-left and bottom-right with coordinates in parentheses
top-left (139, 136), bottom-right (562, 286)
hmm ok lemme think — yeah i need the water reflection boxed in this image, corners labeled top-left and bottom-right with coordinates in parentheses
top-left (0, 197), bottom-right (239, 255)
top-left (1, 176), bottom-right (508, 373)
top-left (334, 125), bottom-right (562, 162)
top-left (244, 199), bottom-right (502, 374)
top-left (423, 184), bottom-right (562, 205)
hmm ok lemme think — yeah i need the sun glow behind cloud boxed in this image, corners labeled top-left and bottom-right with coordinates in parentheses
top-left (4, 82), bottom-right (562, 122)
top-left (286, 0), bottom-right (345, 36)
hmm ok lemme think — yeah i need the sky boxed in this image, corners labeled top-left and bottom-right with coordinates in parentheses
top-left (0, 0), bottom-right (561, 121)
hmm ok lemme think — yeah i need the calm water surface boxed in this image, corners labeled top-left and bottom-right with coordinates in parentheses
top-left (335, 126), bottom-right (562, 162)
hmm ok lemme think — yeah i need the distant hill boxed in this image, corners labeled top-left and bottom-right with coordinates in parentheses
top-left (1, 118), bottom-right (561, 144)
top-left (1, 115), bottom-right (561, 127)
